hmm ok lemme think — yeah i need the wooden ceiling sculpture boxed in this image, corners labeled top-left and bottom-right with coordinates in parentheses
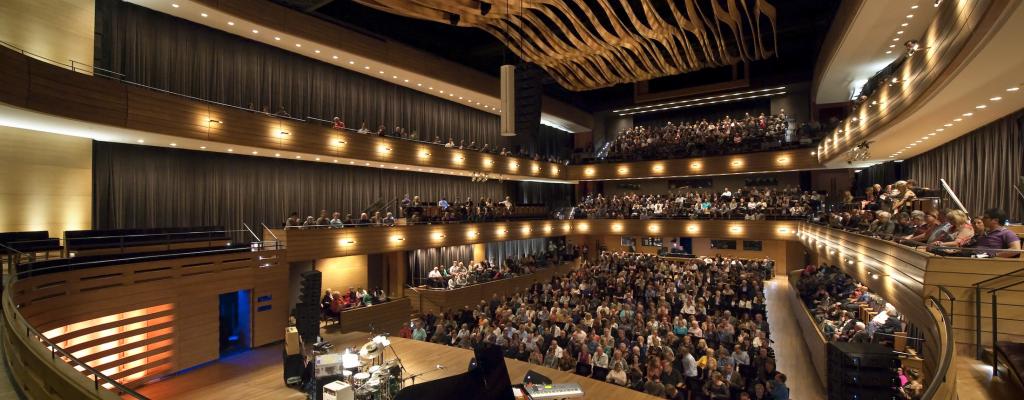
top-left (353, 0), bottom-right (778, 91)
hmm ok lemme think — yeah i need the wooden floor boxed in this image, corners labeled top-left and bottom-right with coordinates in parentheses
top-left (764, 275), bottom-right (827, 400)
top-left (955, 354), bottom-right (1024, 399)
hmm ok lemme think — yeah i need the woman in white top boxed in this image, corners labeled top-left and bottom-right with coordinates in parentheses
top-left (605, 363), bottom-right (628, 386)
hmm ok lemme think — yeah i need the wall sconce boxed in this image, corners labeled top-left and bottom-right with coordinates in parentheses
top-left (484, 159), bottom-right (494, 166)
top-left (336, 139), bottom-right (346, 145)
top-left (279, 131), bottom-right (290, 136)
top-left (617, 167), bottom-right (629, 174)
top-left (648, 224), bottom-right (660, 234)
top-left (578, 222), bottom-right (589, 231)
top-left (686, 225), bottom-right (699, 233)
top-left (544, 225), bottom-right (552, 233)
top-left (550, 166), bottom-right (559, 175)
top-left (467, 230), bottom-right (479, 238)
top-left (531, 164), bottom-right (540, 173)
top-left (419, 151), bottom-right (431, 158)
top-left (611, 223), bottom-right (623, 233)
top-left (433, 232), bottom-right (446, 240)
top-left (690, 162), bottom-right (702, 170)
top-left (509, 161), bottom-right (519, 170)
top-left (728, 226), bottom-right (742, 233)
top-left (777, 227), bottom-right (790, 234)
top-left (208, 119), bottom-right (222, 125)
top-left (521, 226), bottom-right (531, 235)
top-left (585, 167), bottom-right (596, 176)
top-left (730, 159), bottom-right (744, 167)
top-left (339, 239), bottom-right (356, 245)
top-left (776, 157), bottom-right (790, 165)
top-left (454, 154), bottom-right (466, 162)
top-left (378, 144), bottom-right (392, 153)
top-left (652, 164), bottom-right (664, 173)
top-left (392, 235), bottom-right (405, 242)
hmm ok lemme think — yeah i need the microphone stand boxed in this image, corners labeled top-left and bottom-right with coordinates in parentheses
top-left (403, 364), bottom-right (445, 386)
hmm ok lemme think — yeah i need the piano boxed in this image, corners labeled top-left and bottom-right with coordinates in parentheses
top-left (524, 383), bottom-right (584, 399)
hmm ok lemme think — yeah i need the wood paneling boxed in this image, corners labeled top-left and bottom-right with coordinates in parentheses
top-left (407, 262), bottom-right (576, 314)
top-left (273, 219), bottom-right (801, 262)
top-left (336, 298), bottom-right (413, 334)
top-left (569, 148), bottom-right (821, 180)
top-left (7, 248), bottom-right (290, 388)
top-left (0, 126), bottom-right (91, 236)
top-left (786, 270), bottom-right (828, 388)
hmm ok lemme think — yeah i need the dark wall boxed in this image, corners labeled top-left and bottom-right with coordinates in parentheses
top-left (903, 110), bottom-right (1024, 221)
top-left (92, 142), bottom-right (508, 230)
top-left (93, 0), bottom-right (503, 148)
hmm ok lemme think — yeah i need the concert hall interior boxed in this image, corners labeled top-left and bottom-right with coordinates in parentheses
top-left (2, 0), bottom-right (1024, 399)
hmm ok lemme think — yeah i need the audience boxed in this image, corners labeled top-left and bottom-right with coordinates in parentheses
top-left (571, 187), bottom-right (820, 220)
top-left (417, 252), bottom-right (786, 399)
top-left (796, 264), bottom-right (908, 347)
top-left (602, 112), bottom-right (819, 162)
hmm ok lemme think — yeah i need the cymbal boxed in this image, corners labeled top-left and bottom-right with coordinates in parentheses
top-left (359, 341), bottom-right (382, 360)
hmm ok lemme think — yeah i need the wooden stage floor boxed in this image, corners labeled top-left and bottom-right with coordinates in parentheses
top-left (134, 331), bottom-right (660, 400)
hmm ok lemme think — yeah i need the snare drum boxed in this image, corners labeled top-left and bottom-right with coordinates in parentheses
top-left (353, 372), bottom-right (371, 386)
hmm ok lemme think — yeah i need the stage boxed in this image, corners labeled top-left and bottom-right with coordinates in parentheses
top-left (132, 331), bottom-right (660, 400)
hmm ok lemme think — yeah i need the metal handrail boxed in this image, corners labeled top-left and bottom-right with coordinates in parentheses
top-left (260, 223), bottom-right (280, 241)
top-left (974, 266), bottom-right (1024, 287)
top-left (974, 267), bottom-right (1024, 360)
top-left (987, 279), bottom-right (1024, 294)
top-left (922, 290), bottom-right (955, 400)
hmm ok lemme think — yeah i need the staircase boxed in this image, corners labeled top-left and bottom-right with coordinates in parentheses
top-left (974, 267), bottom-right (1024, 392)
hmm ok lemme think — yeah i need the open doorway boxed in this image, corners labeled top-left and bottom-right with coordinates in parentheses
top-left (218, 290), bottom-right (251, 357)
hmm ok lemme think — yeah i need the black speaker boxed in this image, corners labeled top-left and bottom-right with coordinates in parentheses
top-left (827, 342), bottom-right (898, 399)
top-left (296, 270), bottom-right (323, 343)
top-left (514, 63), bottom-right (543, 139)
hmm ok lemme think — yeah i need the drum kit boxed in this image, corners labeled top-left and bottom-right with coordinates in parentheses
top-left (347, 335), bottom-right (404, 400)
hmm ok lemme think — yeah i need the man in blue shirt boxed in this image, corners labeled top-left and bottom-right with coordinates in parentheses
top-left (438, 197), bottom-right (449, 210)
top-left (770, 373), bottom-right (790, 400)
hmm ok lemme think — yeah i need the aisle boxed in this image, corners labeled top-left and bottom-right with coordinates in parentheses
top-left (764, 275), bottom-right (827, 400)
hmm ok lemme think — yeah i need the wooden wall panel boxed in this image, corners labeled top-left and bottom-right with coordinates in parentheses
top-left (8, 248), bottom-right (290, 387)
top-left (0, 45), bottom-right (29, 107)
top-left (274, 219), bottom-right (801, 262)
top-left (569, 149), bottom-right (821, 180)
top-left (26, 57), bottom-right (127, 127)
top-left (787, 270), bottom-right (828, 387)
top-left (0, 0), bottom-right (95, 68)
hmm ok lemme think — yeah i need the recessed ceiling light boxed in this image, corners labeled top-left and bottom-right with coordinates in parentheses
top-left (392, 75), bottom-right (397, 79)
top-left (364, 162), bottom-right (369, 166)
top-left (403, 79), bottom-right (409, 82)
top-left (332, 55), bottom-right (338, 59)
top-left (274, 36), bottom-right (280, 41)
top-left (907, 14), bottom-right (914, 18)
top-left (252, 151), bottom-right (258, 154)
top-left (963, 112), bottom-right (973, 116)
top-left (316, 157), bottom-right (320, 161)
top-left (915, 140), bottom-right (922, 143)
top-left (228, 148), bottom-right (234, 152)
top-left (227, 21), bottom-right (235, 26)
top-left (296, 156), bottom-right (301, 159)
top-left (910, 143), bottom-right (917, 146)
top-left (378, 70), bottom-right (384, 74)
top-left (170, 143), bottom-right (177, 147)
top-left (349, 161), bottom-right (354, 164)
top-left (172, 3), bottom-right (179, 8)
top-left (923, 136), bottom-right (930, 140)
top-left (201, 13), bottom-right (208, 17)
top-left (417, 83), bottom-right (422, 86)
top-left (200, 146), bottom-right (206, 149)
top-left (897, 31), bottom-right (904, 34)
top-left (885, 51), bottom-right (893, 54)
top-left (893, 38), bottom-right (900, 42)
top-left (943, 123), bottom-right (953, 127)
top-left (953, 118), bottom-right (962, 122)
top-left (901, 22), bottom-right (909, 27)
top-left (990, 96), bottom-right (1002, 101)
top-left (911, 5), bottom-right (919, 9)
top-left (1008, 86), bottom-right (1020, 92)
top-left (364, 66), bottom-right (370, 70)
top-left (976, 104), bottom-right (987, 109)
top-left (439, 90), bottom-right (444, 93)
top-left (889, 44), bottom-right (896, 48)
top-left (889, 156), bottom-right (895, 158)
top-left (295, 43), bottom-right (301, 47)
top-left (314, 50), bottom-right (321, 54)
top-left (936, 128), bottom-right (945, 132)
top-left (448, 93), bottom-right (453, 97)
top-left (275, 153), bottom-right (280, 157)
top-left (252, 29), bottom-right (259, 34)
top-left (348, 60), bottom-right (355, 64)
top-left (333, 160), bottom-right (338, 163)
top-left (137, 139), bottom-right (145, 143)
top-left (458, 96), bottom-right (463, 100)
top-left (928, 132), bottom-right (936, 136)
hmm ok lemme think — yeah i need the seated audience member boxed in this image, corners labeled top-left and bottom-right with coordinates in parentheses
top-left (302, 216), bottom-right (317, 228)
top-left (971, 208), bottom-right (1021, 257)
top-left (867, 211), bottom-right (896, 239)
top-left (329, 211), bottom-right (344, 228)
top-left (373, 287), bottom-right (387, 303)
top-left (769, 373), bottom-right (790, 400)
top-left (332, 117), bottom-right (345, 130)
top-left (930, 210), bottom-right (974, 251)
top-left (428, 266), bottom-right (444, 288)
top-left (357, 122), bottom-right (370, 134)
top-left (315, 209), bottom-right (330, 226)
top-left (382, 212), bottom-right (396, 226)
top-left (358, 213), bottom-right (371, 225)
top-left (285, 212), bottom-right (301, 229)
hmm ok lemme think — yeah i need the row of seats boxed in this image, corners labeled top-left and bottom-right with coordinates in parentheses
top-left (0, 231), bottom-right (62, 254)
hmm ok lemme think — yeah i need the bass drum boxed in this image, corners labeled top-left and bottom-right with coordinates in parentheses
top-left (354, 387), bottom-right (380, 400)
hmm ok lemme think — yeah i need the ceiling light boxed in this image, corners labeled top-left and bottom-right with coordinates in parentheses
top-left (314, 50), bottom-right (321, 54)
top-left (911, 4), bottom-right (919, 9)
top-left (928, 132), bottom-right (936, 136)
top-left (296, 156), bottom-right (301, 159)
top-left (953, 118), bottom-right (962, 122)
top-left (295, 43), bottom-right (301, 47)
top-left (137, 139), bottom-right (145, 143)
top-left (943, 123), bottom-right (953, 127)
top-left (1008, 87), bottom-right (1020, 92)
top-left (990, 96), bottom-right (1002, 101)
top-left (810, 151), bottom-right (816, 155)
top-left (976, 104), bottom-right (987, 109)
top-left (439, 90), bottom-right (444, 93)
top-left (228, 148), bottom-right (234, 152)
top-left (332, 55), bottom-right (338, 59)
top-left (349, 161), bottom-right (354, 164)
top-left (893, 38), bottom-right (900, 42)
top-left (252, 29), bottom-right (259, 34)
top-left (172, 3), bottom-right (179, 8)
top-left (315, 157), bottom-right (320, 161)
top-left (274, 36), bottom-right (280, 41)
top-left (392, 75), bottom-right (397, 79)
top-left (227, 21), bottom-right (234, 26)
top-left (458, 96), bottom-right (463, 99)
top-left (963, 112), bottom-right (973, 116)
top-left (201, 146), bottom-right (206, 149)
top-left (915, 140), bottom-right (922, 143)
top-left (897, 31), bottom-right (904, 34)
top-left (910, 143), bottom-right (918, 146)
top-left (333, 160), bottom-right (338, 163)
top-left (170, 143), bottom-right (177, 147)
top-left (428, 87), bottom-right (434, 90)
top-left (907, 14), bottom-right (914, 18)
top-left (201, 13), bottom-right (208, 18)
top-left (417, 83), bottom-right (422, 86)
top-left (889, 44), bottom-right (896, 48)
top-left (901, 22), bottom-right (909, 27)
top-left (252, 151), bottom-right (258, 154)
top-left (364, 66), bottom-right (370, 70)
top-left (348, 60), bottom-right (355, 64)
top-left (885, 51), bottom-right (893, 54)
top-left (936, 128), bottom-right (944, 132)
top-left (403, 79), bottom-right (409, 82)
top-left (378, 70), bottom-right (384, 74)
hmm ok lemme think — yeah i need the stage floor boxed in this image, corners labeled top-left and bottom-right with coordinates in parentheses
top-left (133, 331), bottom-right (660, 400)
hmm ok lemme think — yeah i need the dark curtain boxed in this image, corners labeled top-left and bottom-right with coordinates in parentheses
top-left (92, 142), bottom-right (506, 229)
top-left (505, 181), bottom-right (574, 208)
top-left (408, 245), bottom-right (474, 284)
top-left (903, 110), bottom-right (1024, 221)
top-left (93, 0), bottom-right (504, 148)
top-left (852, 161), bottom-right (903, 197)
top-left (485, 238), bottom-right (549, 265)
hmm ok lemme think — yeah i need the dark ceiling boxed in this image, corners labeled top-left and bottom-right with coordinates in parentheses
top-left (270, 0), bottom-right (841, 113)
